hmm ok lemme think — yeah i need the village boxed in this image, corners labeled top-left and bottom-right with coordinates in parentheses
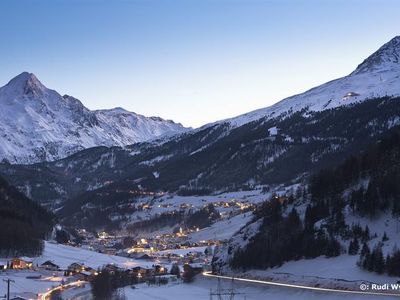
top-left (72, 194), bottom-right (258, 259)
top-left (0, 193), bottom-right (262, 300)
top-left (0, 240), bottom-right (211, 300)
top-left (75, 225), bottom-right (216, 269)
top-left (0, 187), bottom-right (271, 300)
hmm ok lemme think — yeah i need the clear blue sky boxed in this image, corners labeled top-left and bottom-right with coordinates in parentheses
top-left (0, 0), bottom-right (399, 127)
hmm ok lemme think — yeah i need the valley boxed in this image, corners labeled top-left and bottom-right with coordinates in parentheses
top-left (1, 35), bottom-right (400, 299)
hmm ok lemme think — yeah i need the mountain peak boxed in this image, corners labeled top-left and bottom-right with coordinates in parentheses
top-left (352, 36), bottom-right (400, 75)
top-left (0, 72), bottom-right (187, 163)
top-left (5, 72), bottom-right (46, 96)
top-left (219, 36), bottom-right (400, 128)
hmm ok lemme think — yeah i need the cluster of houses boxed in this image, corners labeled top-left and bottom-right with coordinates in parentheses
top-left (64, 262), bottom-right (185, 284)
top-left (74, 223), bottom-right (217, 261)
top-left (0, 257), bottom-right (61, 273)
top-left (2, 254), bottom-right (210, 278)
top-left (73, 229), bottom-right (122, 255)
top-left (154, 252), bottom-right (212, 272)
top-left (0, 256), bottom-right (192, 285)
top-left (70, 197), bottom-right (255, 258)
top-left (210, 199), bottom-right (255, 218)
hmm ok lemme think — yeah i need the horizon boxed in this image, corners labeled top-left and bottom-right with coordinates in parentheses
top-left (1, 0), bottom-right (399, 127)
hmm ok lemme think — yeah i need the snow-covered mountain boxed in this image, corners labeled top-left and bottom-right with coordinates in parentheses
top-left (0, 72), bottom-right (187, 164)
top-left (1, 36), bottom-right (400, 211)
top-left (219, 36), bottom-right (400, 127)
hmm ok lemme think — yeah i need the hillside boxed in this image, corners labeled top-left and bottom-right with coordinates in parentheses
top-left (213, 128), bottom-right (400, 278)
top-left (1, 96), bottom-right (399, 212)
top-left (0, 176), bottom-right (54, 256)
top-left (217, 36), bottom-right (400, 128)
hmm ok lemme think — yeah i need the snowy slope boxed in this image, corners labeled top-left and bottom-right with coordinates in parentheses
top-left (0, 72), bottom-right (187, 164)
top-left (219, 36), bottom-right (400, 128)
top-left (122, 278), bottom-right (386, 300)
top-left (34, 241), bottom-right (154, 270)
top-left (0, 241), bottom-right (154, 299)
top-left (189, 212), bottom-right (254, 242)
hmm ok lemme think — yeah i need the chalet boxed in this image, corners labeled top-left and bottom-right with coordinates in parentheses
top-left (130, 267), bottom-right (144, 282)
top-left (131, 266), bottom-right (148, 276)
top-left (10, 292), bottom-right (37, 300)
top-left (135, 253), bottom-right (151, 260)
top-left (103, 263), bottom-right (123, 274)
top-left (67, 262), bottom-right (85, 273)
top-left (40, 260), bottom-right (60, 271)
top-left (11, 258), bottom-right (33, 269)
top-left (74, 270), bottom-right (93, 281)
top-left (154, 265), bottom-right (167, 275)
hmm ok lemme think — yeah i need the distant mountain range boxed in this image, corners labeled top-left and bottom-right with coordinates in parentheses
top-left (1, 37), bottom-right (400, 165)
top-left (2, 38), bottom-right (400, 165)
top-left (0, 72), bottom-right (187, 164)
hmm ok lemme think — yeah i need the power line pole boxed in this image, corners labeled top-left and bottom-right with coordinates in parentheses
top-left (3, 279), bottom-right (15, 300)
top-left (209, 277), bottom-right (242, 300)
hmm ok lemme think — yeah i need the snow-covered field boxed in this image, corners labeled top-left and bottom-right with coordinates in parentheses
top-left (34, 241), bottom-right (154, 270)
top-left (124, 275), bottom-right (391, 300)
top-left (0, 269), bottom-right (63, 299)
top-left (0, 241), bottom-right (154, 299)
top-left (245, 255), bottom-right (400, 287)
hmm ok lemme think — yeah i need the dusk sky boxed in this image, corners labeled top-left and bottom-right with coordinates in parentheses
top-left (0, 0), bottom-right (399, 127)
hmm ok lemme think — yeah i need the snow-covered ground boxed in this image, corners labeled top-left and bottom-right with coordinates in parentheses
top-left (245, 255), bottom-right (400, 287)
top-left (123, 188), bottom-right (269, 237)
top-left (0, 241), bottom-right (154, 299)
top-left (6, 206), bottom-right (392, 300)
top-left (344, 212), bottom-right (400, 256)
top-left (149, 189), bottom-right (268, 211)
top-left (123, 275), bottom-right (392, 300)
top-left (213, 36), bottom-right (400, 129)
top-left (189, 212), bottom-right (253, 242)
top-left (126, 187), bottom-right (278, 225)
top-left (33, 241), bottom-right (154, 270)
top-left (0, 269), bottom-right (64, 299)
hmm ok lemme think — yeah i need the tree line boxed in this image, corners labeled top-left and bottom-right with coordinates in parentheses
top-left (230, 127), bottom-right (400, 274)
top-left (0, 176), bottom-right (54, 256)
